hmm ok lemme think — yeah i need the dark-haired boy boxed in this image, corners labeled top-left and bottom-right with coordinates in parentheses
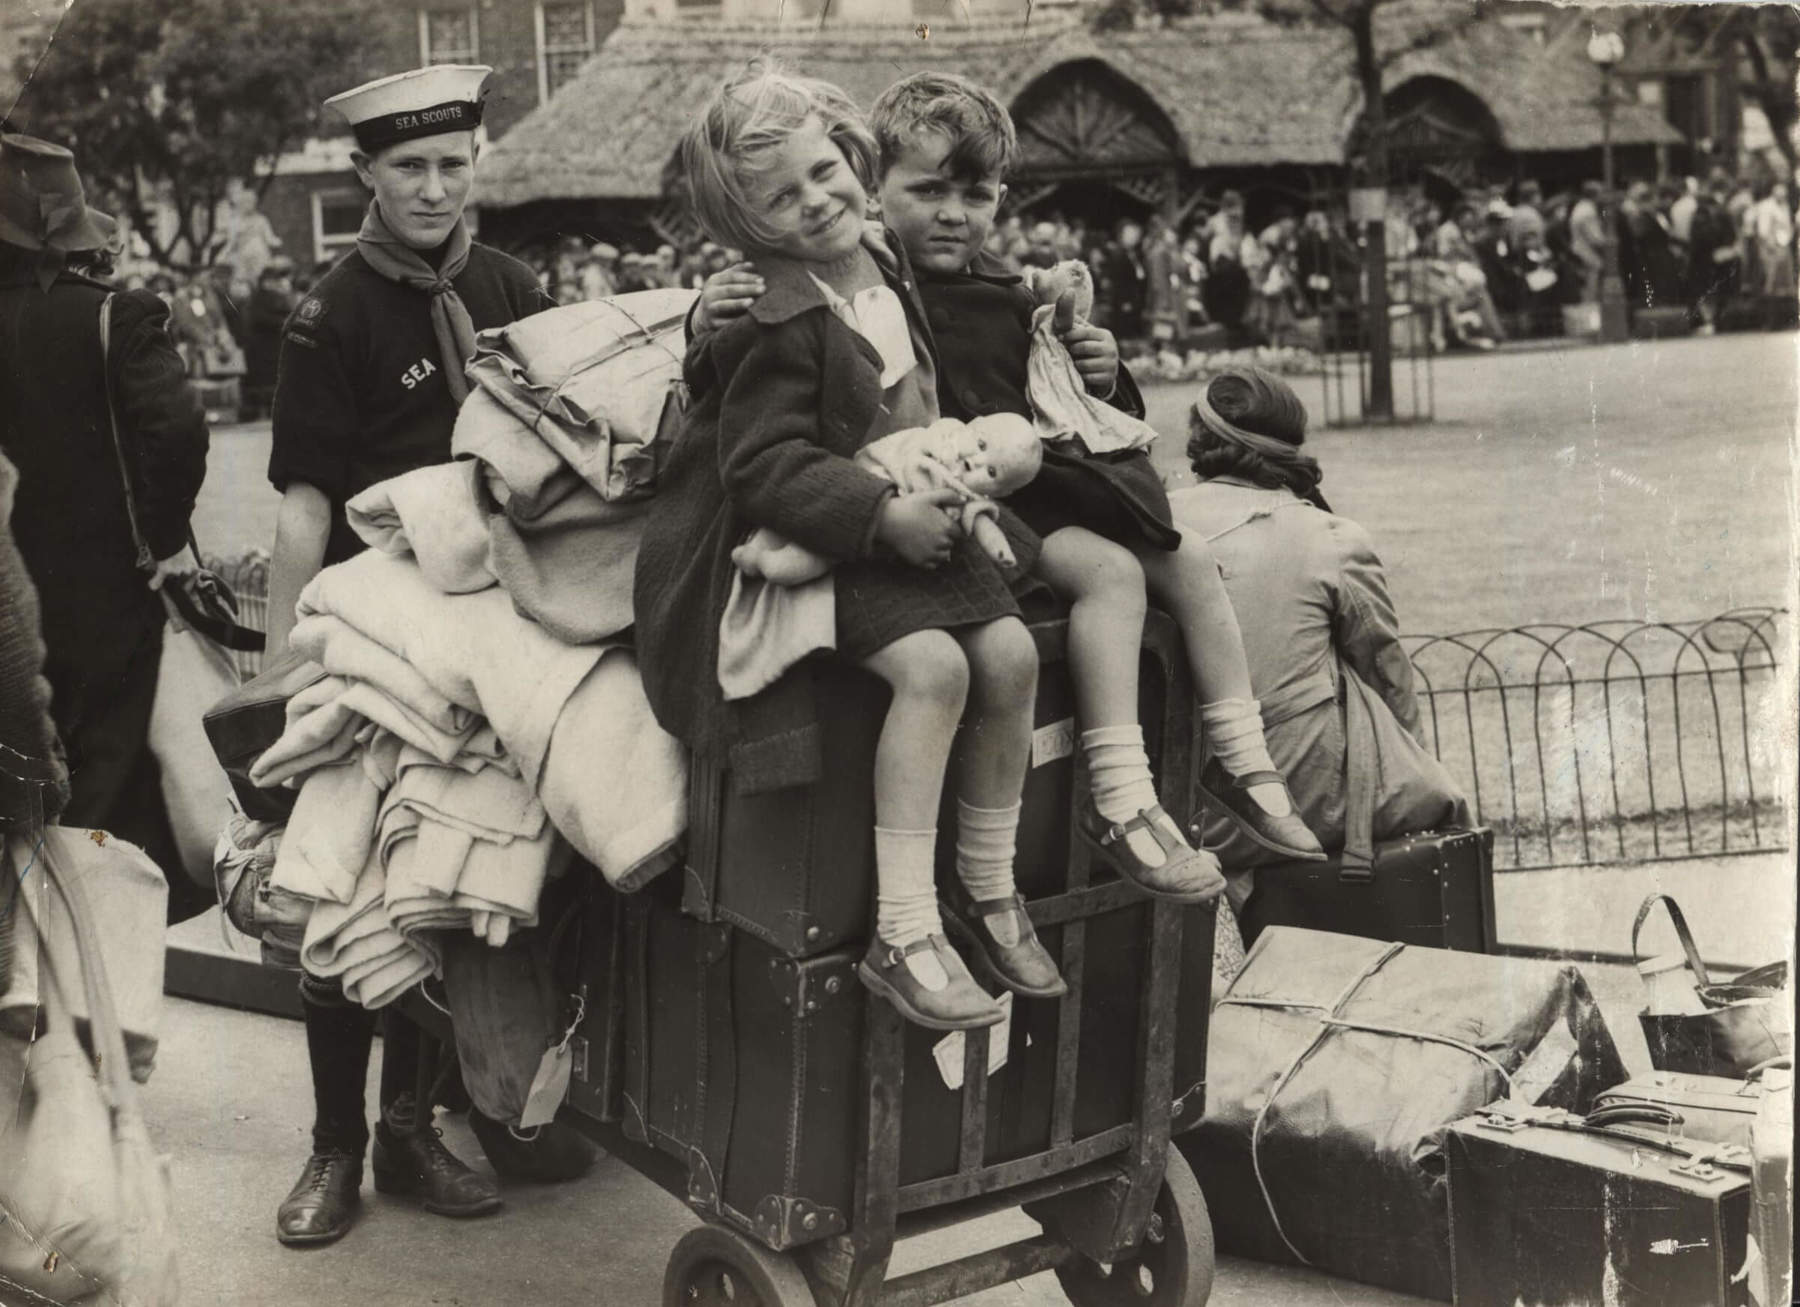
top-left (698, 72), bottom-right (1321, 900)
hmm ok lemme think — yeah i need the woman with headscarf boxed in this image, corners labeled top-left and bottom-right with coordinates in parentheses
top-left (1166, 367), bottom-right (1469, 921)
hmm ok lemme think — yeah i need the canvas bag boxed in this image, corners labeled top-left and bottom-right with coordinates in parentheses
top-left (0, 830), bottom-right (179, 1306)
top-left (100, 294), bottom-right (263, 889)
top-left (1632, 893), bottom-right (1792, 1079)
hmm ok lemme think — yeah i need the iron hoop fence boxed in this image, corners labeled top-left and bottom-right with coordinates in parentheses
top-left (1404, 608), bottom-right (1788, 871)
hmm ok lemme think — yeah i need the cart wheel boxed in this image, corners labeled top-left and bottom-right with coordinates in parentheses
top-left (1053, 1150), bottom-right (1214, 1307)
top-left (662, 1225), bottom-right (817, 1307)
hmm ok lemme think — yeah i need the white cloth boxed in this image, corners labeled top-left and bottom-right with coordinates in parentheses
top-left (295, 550), bottom-right (605, 788)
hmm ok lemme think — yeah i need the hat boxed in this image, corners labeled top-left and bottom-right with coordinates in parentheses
top-left (587, 242), bottom-right (619, 262)
top-left (326, 65), bottom-right (492, 154)
top-left (1485, 198), bottom-right (1512, 220)
top-left (0, 133), bottom-right (118, 253)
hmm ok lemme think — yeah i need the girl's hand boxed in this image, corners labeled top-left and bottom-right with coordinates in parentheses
top-left (876, 488), bottom-right (963, 568)
top-left (697, 262), bottom-right (765, 331)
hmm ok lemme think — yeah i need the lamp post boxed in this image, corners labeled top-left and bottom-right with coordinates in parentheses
top-left (1588, 29), bottom-right (1631, 343)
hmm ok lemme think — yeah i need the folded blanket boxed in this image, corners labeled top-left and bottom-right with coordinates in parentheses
top-left (296, 551), bottom-right (604, 788)
top-left (454, 394), bottom-right (571, 517)
top-left (488, 471), bottom-right (649, 644)
top-left (346, 460), bottom-right (497, 594)
top-left (251, 672), bottom-right (480, 787)
top-left (300, 839), bottom-right (435, 1009)
top-left (378, 764), bottom-right (567, 947)
top-left (288, 612), bottom-right (474, 736)
top-left (271, 732), bottom-right (401, 905)
top-left (539, 649), bottom-right (687, 890)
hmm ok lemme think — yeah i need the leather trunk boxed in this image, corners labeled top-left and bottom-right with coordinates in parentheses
top-left (1182, 926), bottom-right (1628, 1302)
top-left (681, 613), bottom-right (1187, 957)
top-left (1446, 1101), bottom-right (1754, 1307)
top-left (1239, 827), bottom-right (1496, 953)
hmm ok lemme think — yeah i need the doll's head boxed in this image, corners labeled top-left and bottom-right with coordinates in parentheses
top-left (1024, 259), bottom-right (1094, 321)
top-left (943, 413), bottom-right (1040, 495)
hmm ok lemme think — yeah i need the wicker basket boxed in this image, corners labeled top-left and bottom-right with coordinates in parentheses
top-left (203, 549), bottom-right (271, 683)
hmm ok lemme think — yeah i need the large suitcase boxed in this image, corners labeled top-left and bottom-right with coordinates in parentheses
top-left (1184, 926), bottom-right (1627, 1302)
top-left (1237, 828), bottom-right (1496, 953)
top-left (681, 613), bottom-right (1190, 957)
top-left (566, 866), bottom-right (1214, 1251)
top-left (1447, 1100), bottom-right (1755, 1307)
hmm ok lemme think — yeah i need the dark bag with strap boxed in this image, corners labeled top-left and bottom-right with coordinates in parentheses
top-left (1633, 893), bottom-right (1791, 1079)
top-left (200, 646), bottom-right (327, 823)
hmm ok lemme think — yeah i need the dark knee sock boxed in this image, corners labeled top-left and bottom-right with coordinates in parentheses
top-left (378, 1008), bottom-right (427, 1133)
top-left (303, 990), bottom-right (376, 1157)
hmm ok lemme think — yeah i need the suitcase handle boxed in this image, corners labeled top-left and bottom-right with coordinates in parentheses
top-left (1586, 1101), bottom-right (1684, 1132)
top-left (1631, 894), bottom-right (1714, 991)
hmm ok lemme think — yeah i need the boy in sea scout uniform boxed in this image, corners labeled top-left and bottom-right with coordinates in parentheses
top-left (263, 64), bottom-right (581, 1250)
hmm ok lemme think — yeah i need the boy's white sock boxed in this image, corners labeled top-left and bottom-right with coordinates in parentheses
top-left (955, 800), bottom-right (1022, 946)
top-left (874, 825), bottom-right (942, 950)
top-left (1084, 723), bottom-right (1190, 867)
top-left (1198, 698), bottom-right (1291, 816)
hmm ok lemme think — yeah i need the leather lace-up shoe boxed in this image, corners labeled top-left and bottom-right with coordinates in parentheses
top-left (372, 1121), bottom-right (502, 1218)
top-left (276, 1151), bottom-right (362, 1247)
top-left (942, 890), bottom-right (1067, 999)
top-left (1196, 758), bottom-right (1326, 861)
top-left (468, 1109), bottom-right (601, 1184)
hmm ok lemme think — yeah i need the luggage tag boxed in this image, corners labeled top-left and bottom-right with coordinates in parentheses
top-left (520, 990), bottom-right (586, 1129)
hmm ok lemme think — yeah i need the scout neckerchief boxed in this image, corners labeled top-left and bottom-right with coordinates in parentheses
top-left (355, 201), bottom-right (477, 402)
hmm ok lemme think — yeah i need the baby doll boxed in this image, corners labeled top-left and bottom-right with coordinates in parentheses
top-left (732, 411), bottom-right (1042, 584)
top-left (1022, 260), bottom-right (1159, 457)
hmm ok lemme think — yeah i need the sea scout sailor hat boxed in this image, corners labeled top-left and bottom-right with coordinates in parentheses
top-left (326, 65), bottom-right (493, 153)
top-left (0, 133), bottom-right (118, 253)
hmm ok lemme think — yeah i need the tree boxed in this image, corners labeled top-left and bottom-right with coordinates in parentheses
top-left (1257, 0), bottom-right (1482, 418)
top-left (11, 0), bottom-right (383, 269)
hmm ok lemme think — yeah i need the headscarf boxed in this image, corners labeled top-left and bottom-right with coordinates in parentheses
top-left (1187, 364), bottom-right (1330, 511)
top-left (355, 201), bottom-right (476, 402)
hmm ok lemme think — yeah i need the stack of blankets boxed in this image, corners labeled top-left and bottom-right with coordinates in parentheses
top-left (248, 292), bottom-right (696, 1009)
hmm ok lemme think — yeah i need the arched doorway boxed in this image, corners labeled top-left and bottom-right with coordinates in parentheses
top-left (1348, 76), bottom-right (1507, 189)
top-left (1007, 58), bottom-right (1187, 227)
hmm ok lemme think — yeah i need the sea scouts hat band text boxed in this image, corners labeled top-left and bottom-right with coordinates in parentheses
top-left (353, 99), bottom-right (483, 152)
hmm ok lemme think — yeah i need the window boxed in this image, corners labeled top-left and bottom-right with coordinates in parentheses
top-left (419, 6), bottom-right (479, 64)
top-left (311, 189), bottom-right (365, 265)
top-left (536, 1), bottom-right (593, 102)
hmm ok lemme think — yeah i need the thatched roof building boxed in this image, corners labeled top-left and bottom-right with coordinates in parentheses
top-left (476, 8), bottom-right (1682, 242)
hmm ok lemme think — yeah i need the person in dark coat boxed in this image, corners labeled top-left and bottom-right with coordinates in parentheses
top-left (1094, 217), bottom-right (1149, 340)
top-left (0, 133), bottom-right (210, 918)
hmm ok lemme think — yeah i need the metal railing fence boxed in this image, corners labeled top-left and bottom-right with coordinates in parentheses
top-left (1404, 609), bottom-right (1788, 871)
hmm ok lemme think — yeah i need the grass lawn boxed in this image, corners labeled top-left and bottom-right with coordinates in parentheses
top-left (1141, 329), bottom-right (1796, 634)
